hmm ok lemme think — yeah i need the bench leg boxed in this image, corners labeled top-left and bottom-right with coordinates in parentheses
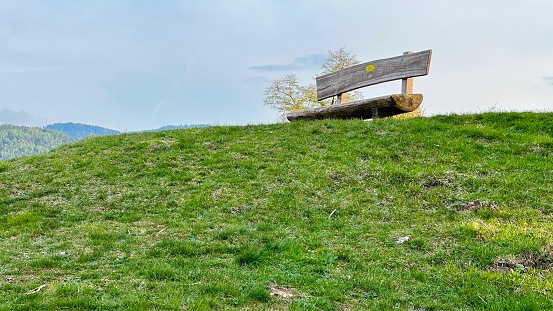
top-left (371, 108), bottom-right (383, 119)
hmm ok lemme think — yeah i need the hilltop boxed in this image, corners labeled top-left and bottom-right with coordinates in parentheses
top-left (1, 112), bottom-right (553, 310)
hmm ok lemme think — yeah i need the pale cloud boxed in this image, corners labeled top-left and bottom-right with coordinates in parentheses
top-left (248, 54), bottom-right (326, 72)
top-left (153, 100), bottom-right (165, 115)
top-left (545, 77), bottom-right (553, 86)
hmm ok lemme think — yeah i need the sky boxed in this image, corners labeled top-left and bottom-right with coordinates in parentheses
top-left (1, 0), bottom-right (552, 131)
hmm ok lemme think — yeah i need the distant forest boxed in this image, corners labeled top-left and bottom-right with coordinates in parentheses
top-left (46, 122), bottom-right (121, 139)
top-left (0, 123), bottom-right (210, 160)
top-left (0, 124), bottom-right (73, 160)
top-left (0, 123), bottom-right (119, 160)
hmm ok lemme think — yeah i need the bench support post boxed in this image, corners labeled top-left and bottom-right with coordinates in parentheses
top-left (341, 92), bottom-right (348, 103)
top-left (401, 51), bottom-right (421, 117)
top-left (402, 51), bottom-right (414, 95)
top-left (373, 51), bottom-right (419, 119)
top-left (336, 93), bottom-right (349, 105)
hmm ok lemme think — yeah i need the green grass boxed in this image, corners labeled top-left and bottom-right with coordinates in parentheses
top-left (1, 112), bottom-right (553, 310)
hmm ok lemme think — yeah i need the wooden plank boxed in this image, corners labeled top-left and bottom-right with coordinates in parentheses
top-left (401, 51), bottom-right (414, 94)
top-left (316, 50), bottom-right (431, 100)
top-left (286, 94), bottom-right (423, 121)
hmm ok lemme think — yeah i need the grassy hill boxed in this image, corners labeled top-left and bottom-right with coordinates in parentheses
top-left (1, 112), bottom-right (553, 310)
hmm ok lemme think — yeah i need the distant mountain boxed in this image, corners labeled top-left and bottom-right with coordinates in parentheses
top-left (0, 124), bottom-right (73, 160)
top-left (45, 122), bottom-right (121, 139)
top-left (0, 108), bottom-right (49, 127)
top-left (135, 124), bottom-right (210, 133)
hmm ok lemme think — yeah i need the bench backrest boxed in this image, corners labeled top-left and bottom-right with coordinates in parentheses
top-left (316, 50), bottom-right (432, 101)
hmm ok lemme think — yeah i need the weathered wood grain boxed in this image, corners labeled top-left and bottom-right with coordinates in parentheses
top-left (401, 51), bottom-right (414, 95)
top-left (286, 94), bottom-right (423, 121)
top-left (316, 50), bottom-right (431, 100)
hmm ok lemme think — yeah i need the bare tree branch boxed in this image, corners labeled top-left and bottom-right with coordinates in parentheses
top-left (263, 48), bottom-right (363, 119)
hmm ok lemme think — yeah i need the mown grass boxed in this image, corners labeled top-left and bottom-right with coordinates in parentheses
top-left (1, 112), bottom-right (553, 310)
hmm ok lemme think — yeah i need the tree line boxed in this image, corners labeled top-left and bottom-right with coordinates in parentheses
top-left (46, 122), bottom-right (121, 139)
top-left (0, 122), bottom-right (211, 160)
top-left (0, 123), bottom-right (119, 160)
top-left (0, 124), bottom-right (73, 160)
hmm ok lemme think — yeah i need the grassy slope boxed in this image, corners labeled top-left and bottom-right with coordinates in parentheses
top-left (1, 112), bottom-right (553, 310)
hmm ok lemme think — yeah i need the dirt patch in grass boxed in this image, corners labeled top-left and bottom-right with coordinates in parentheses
top-left (448, 200), bottom-right (498, 213)
top-left (424, 177), bottom-right (454, 188)
top-left (494, 246), bottom-right (553, 273)
top-left (269, 283), bottom-right (302, 301)
top-left (203, 141), bottom-right (216, 151)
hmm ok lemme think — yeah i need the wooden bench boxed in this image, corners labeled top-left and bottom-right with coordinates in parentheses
top-left (286, 50), bottom-right (432, 121)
